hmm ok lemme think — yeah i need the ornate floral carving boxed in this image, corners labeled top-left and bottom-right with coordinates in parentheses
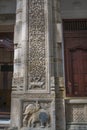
top-left (28, 0), bottom-right (46, 89)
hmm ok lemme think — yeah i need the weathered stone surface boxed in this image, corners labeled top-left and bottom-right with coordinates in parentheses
top-left (28, 0), bottom-right (50, 91)
top-left (22, 102), bottom-right (51, 128)
top-left (11, 0), bottom-right (57, 130)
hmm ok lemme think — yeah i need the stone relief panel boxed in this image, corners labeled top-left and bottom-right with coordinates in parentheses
top-left (22, 101), bottom-right (51, 128)
top-left (66, 104), bottom-right (87, 123)
top-left (28, 0), bottom-right (49, 90)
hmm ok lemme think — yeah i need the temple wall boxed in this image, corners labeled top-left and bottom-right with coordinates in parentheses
top-left (1, 0), bottom-right (87, 130)
top-left (11, 0), bottom-right (57, 129)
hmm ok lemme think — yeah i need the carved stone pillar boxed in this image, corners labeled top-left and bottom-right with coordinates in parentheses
top-left (11, 0), bottom-right (56, 130)
top-left (53, 0), bottom-right (66, 130)
top-left (12, 0), bottom-right (28, 92)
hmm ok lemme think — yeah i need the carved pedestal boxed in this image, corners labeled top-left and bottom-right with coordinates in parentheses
top-left (11, 0), bottom-right (56, 130)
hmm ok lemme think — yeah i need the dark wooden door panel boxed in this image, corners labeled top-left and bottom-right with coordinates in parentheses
top-left (83, 51), bottom-right (87, 95)
top-left (64, 31), bottom-right (87, 97)
top-left (71, 49), bottom-right (86, 96)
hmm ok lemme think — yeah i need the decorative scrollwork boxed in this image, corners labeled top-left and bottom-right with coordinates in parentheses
top-left (28, 0), bottom-right (46, 89)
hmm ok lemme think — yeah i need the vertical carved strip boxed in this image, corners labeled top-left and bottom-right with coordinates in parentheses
top-left (28, 0), bottom-right (49, 91)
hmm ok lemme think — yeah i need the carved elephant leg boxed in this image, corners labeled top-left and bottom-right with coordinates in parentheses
top-left (46, 115), bottom-right (50, 127)
top-left (23, 115), bottom-right (28, 127)
top-left (31, 115), bottom-right (37, 128)
top-left (47, 121), bottom-right (50, 127)
top-left (31, 120), bottom-right (35, 128)
top-left (40, 122), bottom-right (45, 128)
top-left (28, 115), bottom-right (35, 128)
top-left (28, 118), bottom-right (31, 127)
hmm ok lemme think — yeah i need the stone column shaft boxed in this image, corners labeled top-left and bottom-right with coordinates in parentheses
top-left (11, 0), bottom-right (56, 129)
top-left (12, 0), bottom-right (28, 92)
top-left (53, 0), bottom-right (66, 130)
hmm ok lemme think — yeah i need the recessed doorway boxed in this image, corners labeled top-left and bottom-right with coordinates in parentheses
top-left (63, 19), bottom-right (87, 97)
top-left (0, 32), bottom-right (14, 119)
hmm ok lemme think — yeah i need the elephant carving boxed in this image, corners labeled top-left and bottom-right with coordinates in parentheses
top-left (23, 102), bottom-right (50, 128)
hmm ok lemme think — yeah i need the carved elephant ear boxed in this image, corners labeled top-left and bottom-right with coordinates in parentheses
top-left (23, 104), bottom-right (35, 115)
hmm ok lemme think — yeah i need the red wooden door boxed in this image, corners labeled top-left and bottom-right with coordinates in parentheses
top-left (70, 48), bottom-right (87, 96)
top-left (64, 31), bottom-right (87, 97)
